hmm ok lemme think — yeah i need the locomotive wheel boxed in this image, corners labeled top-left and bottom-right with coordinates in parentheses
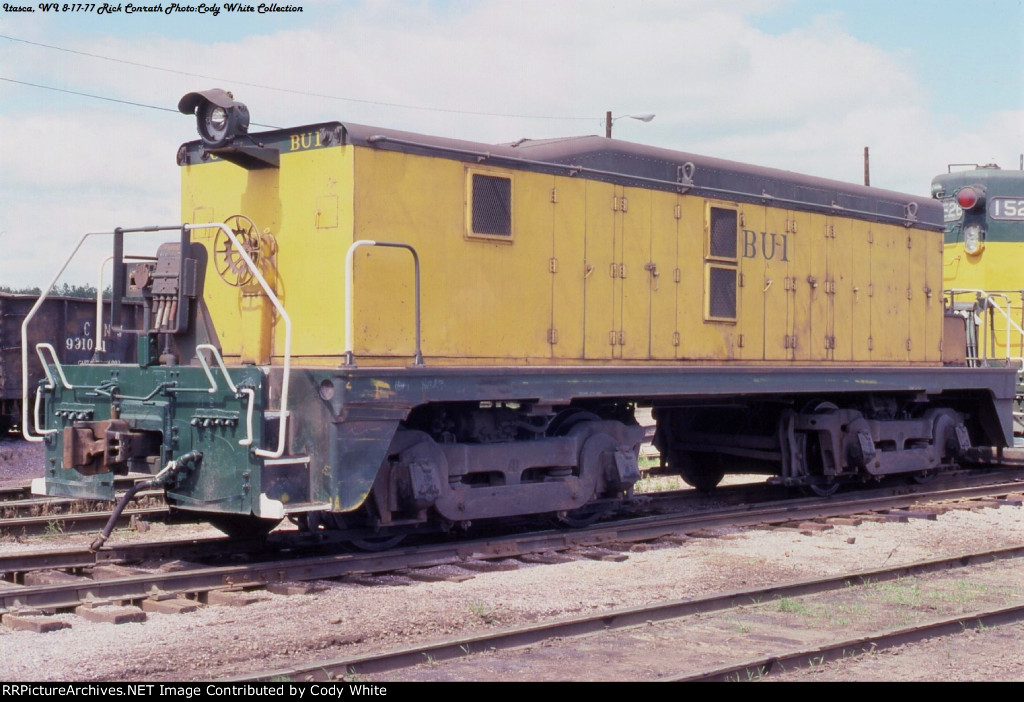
top-left (911, 470), bottom-right (937, 484)
top-left (349, 534), bottom-right (406, 552)
top-left (547, 408), bottom-right (601, 437)
top-left (296, 509), bottom-right (407, 551)
top-left (346, 501), bottom-right (407, 551)
top-left (675, 452), bottom-right (724, 492)
top-left (797, 403), bottom-right (840, 497)
top-left (206, 513), bottom-right (281, 539)
top-left (297, 510), bottom-right (345, 532)
top-left (805, 480), bottom-right (841, 498)
top-left (553, 503), bottom-right (609, 528)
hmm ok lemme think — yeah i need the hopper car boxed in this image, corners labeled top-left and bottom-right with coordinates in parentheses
top-left (0, 292), bottom-right (134, 436)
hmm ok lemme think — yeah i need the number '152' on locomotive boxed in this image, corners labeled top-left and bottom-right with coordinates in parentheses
top-left (934, 162), bottom-right (1024, 368)
top-left (25, 89), bottom-right (1017, 538)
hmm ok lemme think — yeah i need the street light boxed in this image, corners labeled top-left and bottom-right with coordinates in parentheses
top-left (605, 111), bottom-right (656, 138)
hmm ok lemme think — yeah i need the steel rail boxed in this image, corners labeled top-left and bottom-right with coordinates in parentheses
top-left (1, 490), bottom-right (164, 515)
top-left (0, 506), bottom-right (172, 537)
top-left (0, 474), bottom-right (166, 503)
top-left (0, 535), bottom-right (252, 578)
top-left (672, 603), bottom-right (1024, 682)
top-left (0, 530), bottom-right (605, 612)
top-left (2, 479), bottom-right (1022, 614)
top-left (226, 543), bottom-right (1024, 682)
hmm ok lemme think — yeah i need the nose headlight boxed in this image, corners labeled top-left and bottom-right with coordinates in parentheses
top-left (963, 224), bottom-right (985, 255)
top-left (178, 89), bottom-right (250, 149)
top-left (209, 106), bottom-right (227, 130)
top-left (201, 104), bottom-right (230, 144)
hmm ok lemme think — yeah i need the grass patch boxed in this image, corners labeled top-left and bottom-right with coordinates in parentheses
top-left (43, 519), bottom-right (64, 537)
top-left (873, 580), bottom-right (925, 608)
top-left (468, 600), bottom-right (498, 625)
top-left (775, 597), bottom-right (811, 615)
top-left (634, 474), bottom-right (683, 493)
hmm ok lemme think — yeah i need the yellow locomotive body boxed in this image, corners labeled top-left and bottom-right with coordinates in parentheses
top-left (184, 124), bottom-right (943, 370)
top-left (28, 91), bottom-right (1017, 538)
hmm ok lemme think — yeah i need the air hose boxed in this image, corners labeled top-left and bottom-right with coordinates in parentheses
top-left (90, 450), bottom-right (203, 552)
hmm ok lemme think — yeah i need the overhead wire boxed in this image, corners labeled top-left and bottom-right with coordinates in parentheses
top-left (0, 77), bottom-right (281, 129)
top-left (1, 77), bottom-right (179, 114)
top-left (0, 33), bottom-right (597, 122)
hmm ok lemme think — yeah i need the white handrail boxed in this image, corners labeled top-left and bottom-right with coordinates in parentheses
top-left (344, 240), bottom-right (375, 366)
top-left (980, 292), bottom-right (1018, 362)
top-left (33, 386), bottom-right (51, 437)
top-left (93, 253), bottom-right (162, 359)
top-left (946, 288), bottom-right (1024, 368)
top-left (94, 256), bottom-right (113, 355)
top-left (344, 240), bottom-right (423, 367)
top-left (195, 343), bottom-right (255, 447)
top-left (189, 223), bottom-right (291, 458)
top-left (22, 230), bottom-right (112, 441)
top-left (35, 343), bottom-right (73, 392)
top-left (22, 223), bottom-right (291, 460)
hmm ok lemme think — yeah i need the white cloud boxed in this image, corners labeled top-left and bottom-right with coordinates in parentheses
top-left (0, 109), bottom-right (179, 288)
top-left (1, 0), bottom-right (1021, 287)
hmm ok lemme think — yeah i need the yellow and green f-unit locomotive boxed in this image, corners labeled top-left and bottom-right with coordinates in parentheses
top-left (935, 163), bottom-right (1024, 364)
top-left (26, 89), bottom-right (1017, 542)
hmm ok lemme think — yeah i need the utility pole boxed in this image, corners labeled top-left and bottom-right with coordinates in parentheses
top-left (864, 147), bottom-right (870, 186)
top-left (605, 111), bottom-right (655, 138)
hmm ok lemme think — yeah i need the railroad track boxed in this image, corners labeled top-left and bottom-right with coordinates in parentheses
top-left (0, 475), bottom-right (148, 504)
top-left (2, 475), bottom-right (1022, 626)
top-left (0, 475), bottom-right (171, 537)
top-left (676, 602), bottom-right (1024, 682)
top-left (0, 462), bottom-right (1012, 538)
top-left (226, 543), bottom-right (1024, 682)
top-left (0, 505), bottom-right (173, 539)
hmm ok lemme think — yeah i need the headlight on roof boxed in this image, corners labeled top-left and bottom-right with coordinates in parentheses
top-left (178, 89), bottom-right (250, 149)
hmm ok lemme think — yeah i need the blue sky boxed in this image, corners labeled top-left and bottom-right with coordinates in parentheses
top-left (761, 1), bottom-right (1024, 112)
top-left (1, 0), bottom-right (1022, 287)
top-left (755, 0), bottom-right (1024, 117)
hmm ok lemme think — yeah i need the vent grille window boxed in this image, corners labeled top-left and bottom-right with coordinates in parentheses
top-left (707, 266), bottom-right (737, 319)
top-left (704, 204), bottom-right (739, 322)
top-left (708, 207), bottom-right (738, 260)
top-left (471, 174), bottom-right (512, 236)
